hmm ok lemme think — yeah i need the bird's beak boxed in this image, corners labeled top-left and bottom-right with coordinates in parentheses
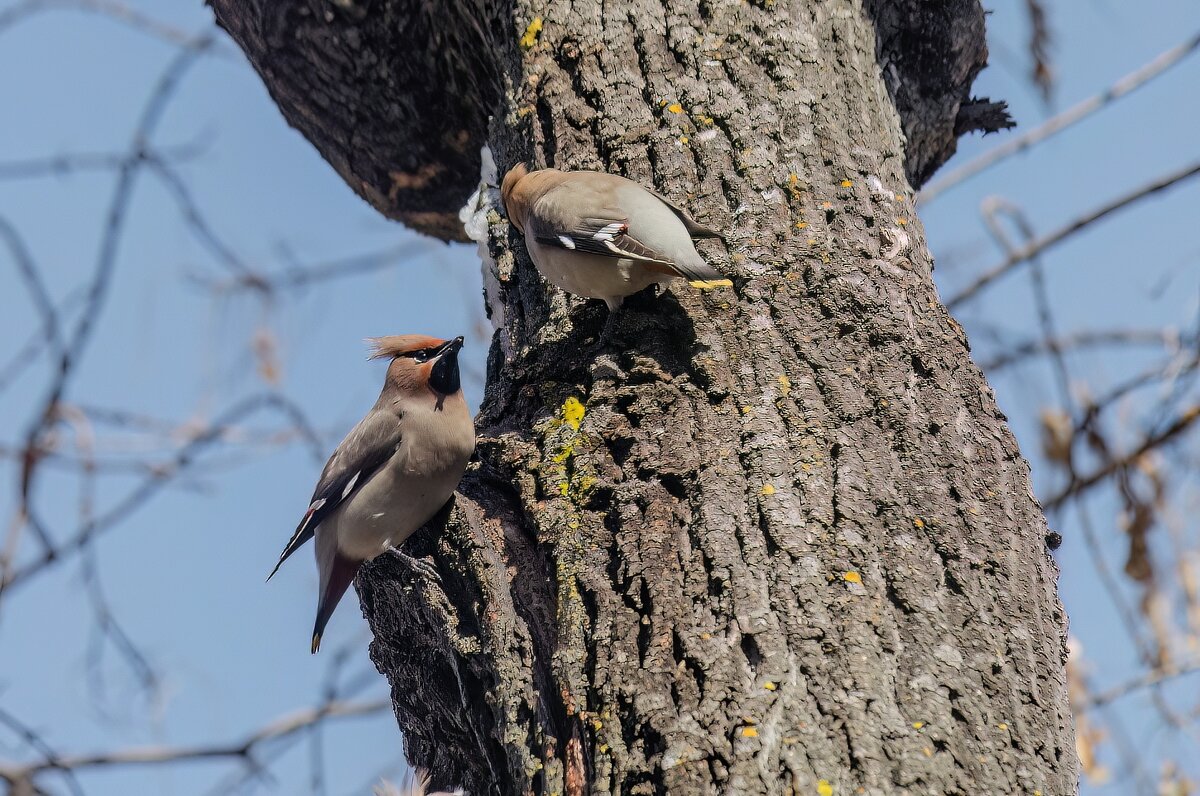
top-left (428, 336), bottom-right (465, 396)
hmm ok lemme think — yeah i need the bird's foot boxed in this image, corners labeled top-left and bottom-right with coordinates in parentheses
top-left (388, 547), bottom-right (441, 583)
top-left (599, 299), bottom-right (624, 345)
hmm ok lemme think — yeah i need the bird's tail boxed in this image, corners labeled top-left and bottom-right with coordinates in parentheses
top-left (671, 255), bottom-right (733, 290)
top-left (312, 547), bottom-right (360, 653)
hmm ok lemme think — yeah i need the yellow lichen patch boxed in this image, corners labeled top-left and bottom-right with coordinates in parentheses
top-left (787, 173), bottom-right (803, 200)
top-left (794, 221), bottom-right (807, 229)
top-left (679, 135), bottom-right (689, 144)
top-left (741, 726), bottom-right (759, 738)
top-left (840, 179), bottom-right (853, 188)
top-left (912, 721), bottom-right (925, 729)
top-left (843, 571), bottom-right (862, 584)
top-left (592, 719), bottom-right (603, 731)
top-left (997, 722), bottom-right (1008, 730)
top-left (760, 484), bottom-right (776, 496)
top-left (562, 396), bottom-right (585, 431)
top-left (689, 278), bottom-right (733, 289)
top-left (519, 17), bottom-right (543, 49)
top-left (913, 517), bottom-right (925, 529)
top-left (599, 743), bottom-right (609, 753)
top-left (897, 218), bottom-right (908, 225)
top-left (817, 781), bottom-right (834, 796)
top-left (667, 102), bottom-right (684, 114)
top-left (763, 681), bottom-right (777, 691)
top-left (778, 374), bottom-right (792, 396)
top-left (922, 747), bottom-right (933, 757)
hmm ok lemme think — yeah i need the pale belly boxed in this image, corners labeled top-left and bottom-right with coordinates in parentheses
top-left (536, 249), bottom-right (667, 302)
top-left (321, 413), bottom-right (473, 561)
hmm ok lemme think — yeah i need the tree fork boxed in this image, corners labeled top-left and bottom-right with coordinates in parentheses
top-left (210, 1), bottom-right (1073, 794)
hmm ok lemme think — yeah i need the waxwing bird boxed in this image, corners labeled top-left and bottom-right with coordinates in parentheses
top-left (268, 335), bottom-right (475, 653)
top-left (500, 164), bottom-right (732, 311)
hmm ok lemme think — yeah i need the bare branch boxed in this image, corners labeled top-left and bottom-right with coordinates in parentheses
top-left (946, 160), bottom-right (1200, 308)
top-left (979, 328), bottom-right (1172, 371)
top-left (0, 706), bottom-right (85, 796)
top-left (14, 32), bottom-right (214, 568)
top-left (1023, 0), bottom-right (1054, 105)
top-left (1043, 404), bottom-right (1200, 511)
top-left (0, 699), bottom-right (389, 781)
top-left (1077, 661), bottom-right (1200, 711)
top-left (1, 392), bottom-right (314, 595)
top-left (921, 29), bottom-right (1200, 202)
top-left (0, 0), bottom-right (205, 46)
top-left (0, 139), bottom-right (210, 182)
top-left (146, 156), bottom-right (265, 286)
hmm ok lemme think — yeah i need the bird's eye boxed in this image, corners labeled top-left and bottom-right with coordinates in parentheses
top-left (414, 349), bottom-right (431, 362)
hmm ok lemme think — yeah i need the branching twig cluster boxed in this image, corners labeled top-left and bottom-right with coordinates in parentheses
top-left (0, 2), bottom-right (470, 793)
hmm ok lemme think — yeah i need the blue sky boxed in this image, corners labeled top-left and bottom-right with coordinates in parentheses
top-left (0, 1), bottom-right (1197, 793)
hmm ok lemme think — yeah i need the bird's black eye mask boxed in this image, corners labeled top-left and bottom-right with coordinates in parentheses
top-left (403, 347), bottom-right (440, 363)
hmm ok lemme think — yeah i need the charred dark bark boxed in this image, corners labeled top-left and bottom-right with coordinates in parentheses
top-left (210, 1), bottom-right (1072, 794)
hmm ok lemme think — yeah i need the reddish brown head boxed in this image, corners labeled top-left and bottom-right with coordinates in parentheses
top-left (500, 163), bottom-right (531, 231)
top-left (369, 335), bottom-right (465, 396)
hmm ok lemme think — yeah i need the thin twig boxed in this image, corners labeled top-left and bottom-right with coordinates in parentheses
top-left (0, 706), bottom-right (86, 796)
top-left (1043, 404), bottom-right (1200, 511)
top-left (920, 30), bottom-right (1200, 203)
top-left (1078, 661), bottom-right (1200, 711)
top-left (979, 328), bottom-right (1170, 372)
top-left (2, 393), bottom-right (303, 594)
top-left (0, 139), bottom-right (210, 181)
top-left (0, 0), bottom-right (202, 45)
top-left (1, 699), bottom-right (389, 779)
top-left (12, 32), bottom-right (213, 572)
top-left (946, 160), bottom-right (1200, 308)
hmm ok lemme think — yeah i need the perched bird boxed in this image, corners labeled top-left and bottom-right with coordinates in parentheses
top-left (500, 164), bottom-right (732, 310)
top-left (268, 335), bottom-right (475, 653)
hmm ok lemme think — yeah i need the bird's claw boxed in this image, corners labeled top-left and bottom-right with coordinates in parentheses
top-left (388, 547), bottom-right (441, 583)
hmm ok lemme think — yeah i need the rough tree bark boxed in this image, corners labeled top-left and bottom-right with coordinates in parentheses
top-left (210, 1), bottom-right (1072, 794)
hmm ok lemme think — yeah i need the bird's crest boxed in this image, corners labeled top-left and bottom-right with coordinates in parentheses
top-left (500, 162), bottom-right (530, 208)
top-left (367, 335), bottom-right (448, 360)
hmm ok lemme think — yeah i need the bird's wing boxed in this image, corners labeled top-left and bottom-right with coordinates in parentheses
top-left (527, 192), bottom-right (681, 274)
top-left (267, 409), bottom-right (403, 580)
top-left (642, 187), bottom-right (724, 240)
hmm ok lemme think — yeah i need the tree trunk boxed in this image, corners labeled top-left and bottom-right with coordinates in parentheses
top-left (209, 1), bottom-right (1074, 794)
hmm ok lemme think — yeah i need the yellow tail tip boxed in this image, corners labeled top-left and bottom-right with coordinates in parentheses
top-left (311, 633), bottom-right (322, 654)
top-left (689, 279), bottom-right (733, 290)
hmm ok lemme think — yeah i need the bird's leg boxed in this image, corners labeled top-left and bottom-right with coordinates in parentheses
top-left (388, 546), bottom-right (441, 583)
top-left (599, 298), bottom-right (625, 345)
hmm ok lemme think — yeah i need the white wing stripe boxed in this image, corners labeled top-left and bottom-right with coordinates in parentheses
top-left (558, 235), bottom-right (576, 249)
top-left (592, 222), bottom-right (625, 241)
